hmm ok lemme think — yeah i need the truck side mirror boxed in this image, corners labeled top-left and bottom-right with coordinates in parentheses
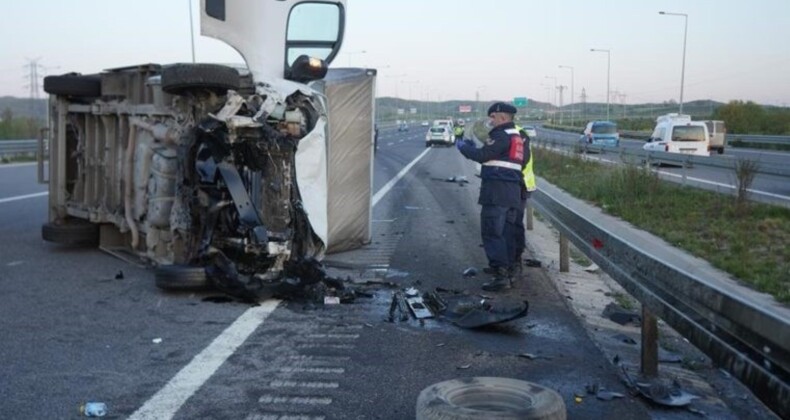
top-left (287, 55), bottom-right (328, 83)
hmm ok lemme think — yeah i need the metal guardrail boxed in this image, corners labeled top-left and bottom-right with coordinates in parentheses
top-left (532, 179), bottom-right (790, 418)
top-left (0, 139), bottom-right (39, 157)
top-left (534, 134), bottom-right (790, 180)
top-left (544, 125), bottom-right (790, 147)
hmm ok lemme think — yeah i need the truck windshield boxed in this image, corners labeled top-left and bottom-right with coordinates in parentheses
top-left (671, 126), bottom-right (706, 142)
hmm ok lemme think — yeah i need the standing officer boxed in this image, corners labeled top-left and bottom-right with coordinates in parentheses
top-left (456, 102), bottom-right (529, 291)
top-left (511, 124), bottom-right (536, 278)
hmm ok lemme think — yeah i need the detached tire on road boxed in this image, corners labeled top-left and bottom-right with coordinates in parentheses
top-left (41, 221), bottom-right (99, 246)
top-left (43, 74), bottom-right (102, 97)
top-left (161, 64), bottom-right (240, 95)
top-left (155, 265), bottom-right (210, 291)
top-left (416, 377), bottom-right (566, 420)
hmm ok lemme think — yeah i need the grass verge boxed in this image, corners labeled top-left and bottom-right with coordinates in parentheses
top-left (533, 146), bottom-right (790, 304)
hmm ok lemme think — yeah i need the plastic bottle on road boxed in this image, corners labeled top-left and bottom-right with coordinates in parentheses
top-left (79, 402), bottom-right (107, 417)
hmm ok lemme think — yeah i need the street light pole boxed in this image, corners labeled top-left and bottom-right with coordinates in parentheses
top-left (590, 48), bottom-right (611, 120)
top-left (346, 50), bottom-right (367, 67)
top-left (660, 11), bottom-right (688, 114)
top-left (559, 65), bottom-right (574, 126)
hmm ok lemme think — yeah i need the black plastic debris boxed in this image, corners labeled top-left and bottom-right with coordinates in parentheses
top-left (611, 333), bottom-right (638, 345)
top-left (423, 288), bottom-right (529, 329)
top-left (462, 267), bottom-right (478, 277)
top-left (114, 270), bottom-right (124, 280)
top-left (524, 258), bottom-right (542, 268)
top-left (596, 391), bottom-right (625, 401)
top-left (622, 368), bottom-right (699, 408)
top-left (603, 302), bottom-right (641, 326)
top-left (444, 175), bottom-right (469, 184)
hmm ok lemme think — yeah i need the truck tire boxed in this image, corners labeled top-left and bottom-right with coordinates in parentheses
top-left (43, 74), bottom-right (102, 97)
top-left (161, 64), bottom-right (240, 95)
top-left (155, 265), bottom-right (210, 291)
top-left (41, 221), bottom-right (100, 246)
top-left (416, 377), bottom-right (566, 420)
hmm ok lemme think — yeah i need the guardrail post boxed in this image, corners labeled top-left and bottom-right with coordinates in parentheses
top-left (526, 202), bottom-right (534, 231)
top-left (559, 233), bottom-right (569, 272)
top-left (641, 305), bottom-right (659, 377)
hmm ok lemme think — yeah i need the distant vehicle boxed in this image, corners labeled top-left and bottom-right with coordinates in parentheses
top-left (398, 122), bottom-right (409, 132)
top-left (425, 125), bottom-right (455, 147)
top-left (521, 125), bottom-right (537, 139)
top-left (643, 113), bottom-right (709, 156)
top-left (433, 119), bottom-right (454, 130)
top-left (704, 120), bottom-right (726, 154)
top-left (421, 121), bottom-right (430, 127)
top-left (456, 118), bottom-right (465, 127)
top-left (579, 121), bottom-right (619, 147)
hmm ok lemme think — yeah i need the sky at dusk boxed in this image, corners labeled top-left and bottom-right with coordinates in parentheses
top-left (2, 0), bottom-right (788, 106)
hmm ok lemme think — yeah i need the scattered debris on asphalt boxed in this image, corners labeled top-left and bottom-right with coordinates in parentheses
top-left (518, 352), bottom-right (553, 361)
top-left (443, 175), bottom-right (469, 184)
top-left (583, 263), bottom-right (600, 273)
top-left (462, 267), bottom-right (478, 277)
top-left (622, 368), bottom-right (700, 408)
top-left (611, 333), bottom-right (638, 345)
top-left (404, 288), bottom-right (433, 319)
top-left (524, 258), bottom-right (542, 267)
top-left (457, 364), bottom-right (471, 370)
top-left (114, 270), bottom-right (124, 280)
top-left (602, 302), bottom-right (642, 326)
top-left (423, 288), bottom-right (529, 329)
top-left (152, 338), bottom-right (162, 344)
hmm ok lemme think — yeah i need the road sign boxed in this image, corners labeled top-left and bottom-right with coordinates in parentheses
top-left (513, 97), bottom-right (528, 107)
top-left (459, 105), bottom-right (472, 113)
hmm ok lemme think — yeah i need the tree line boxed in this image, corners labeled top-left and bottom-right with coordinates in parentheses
top-left (0, 108), bottom-right (42, 140)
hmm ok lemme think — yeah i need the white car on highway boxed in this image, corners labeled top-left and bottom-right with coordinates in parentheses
top-left (521, 125), bottom-right (538, 139)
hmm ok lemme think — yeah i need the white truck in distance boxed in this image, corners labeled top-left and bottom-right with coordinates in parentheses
top-left (643, 113), bottom-right (710, 156)
top-left (39, 0), bottom-right (376, 299)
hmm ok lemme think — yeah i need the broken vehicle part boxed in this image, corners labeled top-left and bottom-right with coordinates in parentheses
top-left (423, 289), bottom-right (529, 329)
top-left (462, 267), bottom-right (478, 277)
top-left (404, 288), bottom-right (433, 319)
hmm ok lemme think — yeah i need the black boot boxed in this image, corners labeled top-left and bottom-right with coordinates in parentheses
top-left (482, 268), bottom-right (512, 292)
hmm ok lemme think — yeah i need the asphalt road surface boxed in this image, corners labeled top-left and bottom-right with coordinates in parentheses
top-left (0, 127), bottom-right (758, 419)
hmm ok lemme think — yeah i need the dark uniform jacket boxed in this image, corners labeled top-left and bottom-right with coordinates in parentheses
top-left (458, 121), bottom-right (529, 208)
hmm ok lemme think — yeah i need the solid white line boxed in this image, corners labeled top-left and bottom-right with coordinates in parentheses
top-left (127, 300), bottom-right (280, 420)
top-left (372, 147), bottom-right (431, 206)
top-left (0, 162), bottom-right (37, 169)
top-left (0, 191), bottom-right (48, 204)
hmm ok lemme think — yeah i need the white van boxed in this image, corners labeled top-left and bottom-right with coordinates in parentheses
top-left (39, 0), bottom-right (377, 295)
top-left (643, 113), bottom-right (710, 156)
top-left (704, 120), bottom-right (727, 154)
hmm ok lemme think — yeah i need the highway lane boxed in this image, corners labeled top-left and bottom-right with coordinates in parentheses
top-left (0, 128), bottom-right (759, 419)
top-left (537, 126), bottom-right (790, 205)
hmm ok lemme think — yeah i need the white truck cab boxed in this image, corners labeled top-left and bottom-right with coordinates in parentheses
top-left (39, 0), bottom-right (375, 298)
top-left (643, 113), bottom-right (710, 157)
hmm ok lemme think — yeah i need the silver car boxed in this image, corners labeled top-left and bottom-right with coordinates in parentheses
top-left (425, 126), bottom-right (455, 147)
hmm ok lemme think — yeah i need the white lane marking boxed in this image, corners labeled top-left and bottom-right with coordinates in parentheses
top-left (128, 300), bottom-right (280, 420)
top-left (131, 146), bottom-right (428, 418)
top-left (0, 191), bottom-right (48, 204)
top-left (372, 147), bottom-right (431, 206)
top-left (0, 162), bottom-right (37, 168)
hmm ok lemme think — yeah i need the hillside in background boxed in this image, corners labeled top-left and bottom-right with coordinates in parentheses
top-left (0, 97), bottom-right (47, 121)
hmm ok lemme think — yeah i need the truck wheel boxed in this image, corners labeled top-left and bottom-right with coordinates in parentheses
top-left (416, 377), bottom-right (566, 420)
top-left (161, 64), bottom-right (240, 95)
top-left (41, 221), bottom-right (100, 246)
top-left (43, 74), bottom-right (102, 97)
top-left (154, 265), bottom-right (210, 291)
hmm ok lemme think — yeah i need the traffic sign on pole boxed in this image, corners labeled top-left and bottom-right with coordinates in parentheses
top-left (513, 97), bottom-right (528, 107)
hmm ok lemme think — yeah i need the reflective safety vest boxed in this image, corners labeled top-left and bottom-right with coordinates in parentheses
top-left (515, 125), bottom-right (537, 192)
top-left (482, 128), bottom-right (524, 172)
top-left (454, 126), bottom-right (464, 137)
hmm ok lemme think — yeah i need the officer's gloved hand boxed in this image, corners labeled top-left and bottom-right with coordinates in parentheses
top-left (455, 138), bottom-right (465, 151)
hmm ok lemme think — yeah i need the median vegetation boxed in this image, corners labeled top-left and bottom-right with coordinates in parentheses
top-left (533, 146), bottom-right (790, 304)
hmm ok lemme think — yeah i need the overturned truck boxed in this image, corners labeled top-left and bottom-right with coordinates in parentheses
top-left (39, 0), bottom-right (375, 297)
